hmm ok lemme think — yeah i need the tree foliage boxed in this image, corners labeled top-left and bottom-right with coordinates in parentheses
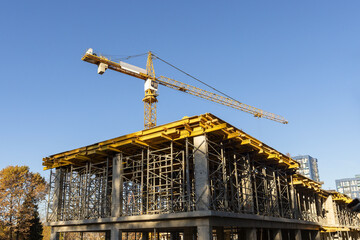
top-left (0, 166), bottom-right (47, 240)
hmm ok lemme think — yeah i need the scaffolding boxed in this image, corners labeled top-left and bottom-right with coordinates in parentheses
top-left (44, 113), bottom-right (360, 240)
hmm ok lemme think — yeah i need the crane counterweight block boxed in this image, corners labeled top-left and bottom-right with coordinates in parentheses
top-left (145, 79), bottom-right (158, 92)
top-left (97, 63), bottom-right (108, 75)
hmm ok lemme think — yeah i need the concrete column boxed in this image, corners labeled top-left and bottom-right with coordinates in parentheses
top-left (53, 168), bottom-right (64, 221)
top-left (246, 228), bottom-right (257, 240)
top-left (324, 195), bottom-right (337, 225)
top-left (198, 225), bottom-right (212, 240)
top-left (184, 228), bottom-right (193, 240)
top-left (290, 176), bottom-right (299, 219)
top-left (273, 229), bottom-right (282, 240)
top-left (242, 155), bottom-right (254, 213)
top-left (295, 230), bottom-right (302, 240)
top-left (112, 154), bottom-right (123, 217)
top-left (110, 227), bottom-right (121, 240)
top-left (193, 135), bottom-right (210, 211)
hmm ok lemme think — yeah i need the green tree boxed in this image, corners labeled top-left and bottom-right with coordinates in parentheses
top-left (28, 204), bottom-right (43, 240)
top-left (0, 166), bottom-right (47, 240)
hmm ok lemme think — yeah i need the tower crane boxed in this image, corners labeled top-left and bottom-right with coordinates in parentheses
top-left (82, 48), bottom-right (288, 129)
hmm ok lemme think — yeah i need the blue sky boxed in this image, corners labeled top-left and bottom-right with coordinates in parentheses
top-left (0, 1), bottom-right (359, 189)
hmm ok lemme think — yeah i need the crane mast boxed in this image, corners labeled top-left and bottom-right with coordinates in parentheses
top-left (143, 52), bottom-right (157, 129)
top-left (81, 49), bottom-right (288, 128)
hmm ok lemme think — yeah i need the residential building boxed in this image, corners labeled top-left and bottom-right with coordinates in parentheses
top-left (293, 155), bottom-right (320, 182)
top-left (336, 175), bottom-right (360, 199)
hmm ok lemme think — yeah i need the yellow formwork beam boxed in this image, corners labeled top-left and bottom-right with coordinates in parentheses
top-left (321, 226), bottom-right (351, 233)
top-left (328, 191), bottom-right (353, 203)
top-left (43, 113), bottom-right (299, 170)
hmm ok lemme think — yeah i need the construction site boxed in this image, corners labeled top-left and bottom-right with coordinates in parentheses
top-left (43, 50), bottom-right (360, 240)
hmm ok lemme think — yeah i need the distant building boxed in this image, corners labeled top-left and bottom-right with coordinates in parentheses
top-left (293, 155), bottom-right (320, 182)
top-left (336, 175), bottom-right (360, 199)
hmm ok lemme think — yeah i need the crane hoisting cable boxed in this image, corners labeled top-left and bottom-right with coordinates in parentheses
top-left (81, 48), bottom-right (288, 129)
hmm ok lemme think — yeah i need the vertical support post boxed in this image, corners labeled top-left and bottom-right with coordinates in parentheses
top-left (112, 153), bottom-right (123, 217)
top-left (146, 148), bottom-right (150, 214)
top-left (277, 173), bottom-right (284, 217)
top-left (290, 175), bottom-right (299, 219)
top-left (141, 150), bottom-right (145, 215)
top-left (242, 154), bottom-right (254, 213)
top-left (110, 227), bottom-right (121, 240)
top-left (252, 163), bottom-right (259, 214)
top-left (50, 227), bottom-right (59, 240)
top-left (311, 230), bottom-right (320, 240)
top-left (170, 141), bottom-right (174, 212)
top-left (233, 154), bottom-right (240, 212)
top-left (185, 138), bottom-right (191, 210)
top-left (86, 162), bottom-right (92, 218)
top-left (272, 170), bottom-right (279, 216)
top-left (104, 158), bottom-right (109, 217)
top-left (46, 169), bottom-right (53, 222)
top-left (54, 168), bottom-right (64, 221)
top-left (198, 225), bottom-right (212, 240)
top-left (193, 135), bottom-right (210, 211)
top-left (295, 230), bottom-right (302, 240)
top-left (273, 229), bottom-right (282, 240)
top-left (324, 195), bottom-right (337, 225)
top-left (220, 143), bottom-right (228, 209)
top-left (245, 228), bottom-right (257, 240)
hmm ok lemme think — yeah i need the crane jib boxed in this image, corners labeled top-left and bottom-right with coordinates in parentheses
top-left (81, 50), bottom-right (288, 125)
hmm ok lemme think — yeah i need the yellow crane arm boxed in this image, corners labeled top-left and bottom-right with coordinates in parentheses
top-left (155, 76), bottom-right (288, 124)
top-left (81, 51), bottom-right (288, 124)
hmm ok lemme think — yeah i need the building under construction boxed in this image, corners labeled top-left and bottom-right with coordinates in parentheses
top-left (44, 113), bottom-right (360, 240)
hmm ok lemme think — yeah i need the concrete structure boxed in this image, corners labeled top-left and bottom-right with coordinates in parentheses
top-left (293, 155), bottom-right (320, 182)
top-left (336, 175), bottom-right (360, 199)
top-left (43, 114), bottom-right (360, 240)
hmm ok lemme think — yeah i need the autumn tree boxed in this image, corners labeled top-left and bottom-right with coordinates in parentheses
top-left (0, 166), bottom-right (47, 240)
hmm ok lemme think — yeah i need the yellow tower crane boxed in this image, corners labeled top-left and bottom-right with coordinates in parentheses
top-left (82, 48), bottom-right (288, 129)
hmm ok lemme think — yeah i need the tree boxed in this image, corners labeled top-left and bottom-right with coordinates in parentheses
top-left (28, 204), bottom-right (43, 240)
top-left (0, 166), bottom-right (47, 240)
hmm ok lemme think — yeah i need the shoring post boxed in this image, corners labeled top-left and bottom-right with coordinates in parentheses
top-left (170, 141), bottom-right (174, 212)
top-left (185, 138), bottom-right (191, 210)
top-left (141, 150), bottom-right (145, 214)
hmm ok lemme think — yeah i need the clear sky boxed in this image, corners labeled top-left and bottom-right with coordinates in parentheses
top-left (0, 1), bottom-right (359, 190)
